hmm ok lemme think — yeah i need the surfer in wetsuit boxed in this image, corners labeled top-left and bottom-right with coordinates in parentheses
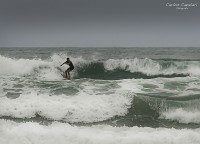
top-left (60, 58), bottom-right (74, 79)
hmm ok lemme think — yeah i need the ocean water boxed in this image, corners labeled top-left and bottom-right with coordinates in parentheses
top-left (1, 47), bottom-right (200, 144)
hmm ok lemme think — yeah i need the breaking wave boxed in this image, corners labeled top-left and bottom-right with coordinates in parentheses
top-left (1, 54), bottom-right (200, 80)
top-left (2, 90), bottom-right (200, 125)
top-left (0, 91), bottom-right (133, 123)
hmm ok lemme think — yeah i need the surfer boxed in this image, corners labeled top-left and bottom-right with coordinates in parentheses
top-left (60, 58), bottom-right (74, 79)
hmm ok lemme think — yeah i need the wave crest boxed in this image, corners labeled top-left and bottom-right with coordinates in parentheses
top-left (1, 54), bottom-right (200, 80)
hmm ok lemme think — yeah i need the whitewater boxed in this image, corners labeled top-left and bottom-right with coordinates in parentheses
top-left (1, 47), bottom-right (200, 144)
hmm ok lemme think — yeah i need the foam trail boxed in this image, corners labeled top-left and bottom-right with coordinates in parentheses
top-left (160, 108), bottom-right (200, 124)
top-left (1, 120), bottom-right (200, 144)
top-left (0, 54), bottom-right (63, 81)
top-left (0, 55), bottom-right (48, 76)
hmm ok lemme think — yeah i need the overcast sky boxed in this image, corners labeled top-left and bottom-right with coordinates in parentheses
top-left (0, 0), bottom-right (200, 47)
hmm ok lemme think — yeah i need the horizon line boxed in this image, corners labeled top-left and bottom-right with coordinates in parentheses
top-left (1, 46), bottom-right (200, 48)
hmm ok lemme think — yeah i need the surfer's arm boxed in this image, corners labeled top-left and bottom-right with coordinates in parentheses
top-left (60, 61), bottom-right (67, 66)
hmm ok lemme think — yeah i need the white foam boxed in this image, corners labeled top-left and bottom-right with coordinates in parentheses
top-left (187, 65), bottom-right (200, 76)
top-left (0, 90), bottom-right (132, 122)
top-left (1, 120), bottom-right (200, 144)
top-left (103, 58), bottom-right (200, 76)
top-left (0, 55), bottom-right (49, 76)
top-left (0, 54), bottom-right (63, 81)
top-left (104, 58), bottom-right (161, 75)
top-left (117, 79), bottom-right (144, 92)
top-left (160, 108), bottom-right (200, 124)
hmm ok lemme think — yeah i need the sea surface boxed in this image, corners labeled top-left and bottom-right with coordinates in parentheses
top-left (1, 47), bottom-right (200, 144)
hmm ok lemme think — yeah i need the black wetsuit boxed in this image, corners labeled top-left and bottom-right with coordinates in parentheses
top-left (67, 61), bottom-right (74, 71)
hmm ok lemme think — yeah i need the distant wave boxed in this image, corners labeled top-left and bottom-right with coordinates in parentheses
top-left (1, 54), bottom-right (200, 80)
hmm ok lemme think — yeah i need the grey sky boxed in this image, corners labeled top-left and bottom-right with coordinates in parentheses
top-left (0, 0), bottom-right (200, 47)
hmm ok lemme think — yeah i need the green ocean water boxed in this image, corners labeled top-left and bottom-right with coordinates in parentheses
top-left (1, 47), bottom-right (200, 129)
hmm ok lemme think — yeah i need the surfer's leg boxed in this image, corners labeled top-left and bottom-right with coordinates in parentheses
top-left (67, 71), bottom-right (70, 79)
top-left (65, 70), bottom-right (68, 78)
top-left (66, 68), bottom-right (71, 79)
top-left (66, 67), bottom-right (73, 79)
